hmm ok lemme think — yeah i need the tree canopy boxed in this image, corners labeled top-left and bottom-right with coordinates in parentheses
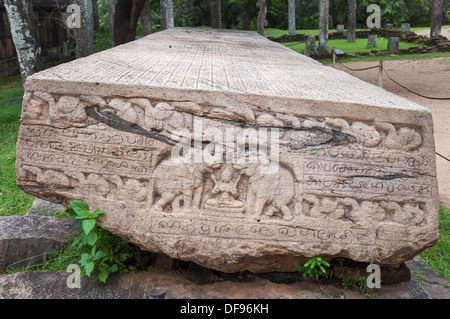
top-left (97, 0), bottom-right (450, 32)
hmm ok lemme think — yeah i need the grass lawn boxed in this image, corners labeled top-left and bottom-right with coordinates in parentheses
top-left (265, 25), bottom-right (450, 38)
top-left (265, 27), bottom-right (367, 37)
top-left (326, 51), bottom-right (450, 64)
top-left (420, 204), bottom-right (450, 281)
top-left (0, 76), bottom-right (35, 216)
top-left (281, 37), bottom-right (416, 56)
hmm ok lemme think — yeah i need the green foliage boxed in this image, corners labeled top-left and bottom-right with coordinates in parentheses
top-left (0, 77), bottom-right (35, 216)
top-left (297, 257), bottom-right (331, 280)
top-left (90, 0), bottom-right (446, 37)
top-left (339, 272), bottom-right (377, 298)
top-left (281, 36), bottom-right (417, 57)
top-left (333, 259), bottom-right (377, 298)
top-left (66, 200), bottom-right (144, 283)
top-left (420, 203), bottom-right (450, 282)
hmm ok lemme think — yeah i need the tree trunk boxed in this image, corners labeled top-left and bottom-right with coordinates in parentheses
top-left (4, 0), bottom-right (42, 83)
top-left (92, 0), bottom-right (100, 31)
top-left (211, 0), bottom-right (222, 29)
top-left (347, 0), bottom-right (356, 42)
top-left (430, 0), bottom-right (444, 38)
top-left (161, 0), bottom-right (174, 30)
top-left (114, 0), bottom-right (147, 45)
top-left (75, 0), bottom-right (94, 58)
top-left (141, 0), bottom-right (152, 36)
top-left (108, 0), bottom-right (117, 33)
top-left (318, 0), bottom-right (329, 55)
top-left (288, 0), bottom-right (295, 36)
top-left (256, 0), bottom-right (267, 37)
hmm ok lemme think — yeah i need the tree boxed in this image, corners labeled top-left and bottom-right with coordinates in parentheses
top-left (161, 0), bottom-right (175, 29)
top-left (347, 0), bottom-right (356, 42)
top-left (4, 0), bottom-right (42, 83)
top-left (288, 0), bottom-right (295, 36)
top-left (75, 0), bottom-right (94, 58)
top-left (92, 0), bottom-right (100, 31)
top-left (256, 0), bottom-right (267, 36)
top-left (430, 0), bottom-right (444, 38)
top-left (318, 0), bottom-right (329, 55)
top-left (108, 0), bottom-right (117, 33)
top-left (211, 0), bottom-right (222, 29)
top-left (141, 0), bottom-right (152, 36)
top-left (113, 0), bottom-right (147, 45)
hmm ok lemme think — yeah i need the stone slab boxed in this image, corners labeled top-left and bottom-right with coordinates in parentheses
top-left (27, 198), bottom-right (66, 216)
top-left (0, 215), bottom-right (78, 270)
top-left (406, 256), bottom-right (450, 299)
top-left (388, 37), bottom-right (400, 51)
top-left (367, 34), bottom-right (377, 47)
top-left (1, 261), bottom-right (446, 299)
top-left (16, 28), bottom-right (439, 272)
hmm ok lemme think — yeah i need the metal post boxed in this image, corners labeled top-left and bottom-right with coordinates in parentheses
top-left (378, 60), bottom-right (383, 88)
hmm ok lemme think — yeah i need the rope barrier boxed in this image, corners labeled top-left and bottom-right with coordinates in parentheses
top-left (337, 60), bottom-right (450, 163)
top-left (337, 60), bottom-right (450, 100)
top-left (338, 62), bottom-right (379, 71)
top-left (284, 42), bottom-right (301, 47)
top-left (381, 66), bottom-right (450, 100)
top-left (436, 152), bottom-right (450, 162)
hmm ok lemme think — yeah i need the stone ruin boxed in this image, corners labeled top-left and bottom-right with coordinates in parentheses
top-left (15, 28), bottom-right (439, 273)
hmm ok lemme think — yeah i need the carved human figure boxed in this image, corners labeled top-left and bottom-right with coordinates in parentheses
top-left (204, 164), bottom-right (244, 212)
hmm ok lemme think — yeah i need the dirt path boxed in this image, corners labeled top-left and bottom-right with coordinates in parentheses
top-left (332, 56), bottom-right (450, 207)
top-left (415, 27), bottom-right (450, 39)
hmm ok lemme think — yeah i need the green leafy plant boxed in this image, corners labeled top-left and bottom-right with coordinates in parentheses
top-left (333, 259), bottom-right (378, 298)
top-left (297, 257), bottom-right (331, 280)
top-left (66, 200), bottom-right (143, 283)
top-left (339, 272), bottom-right (377, 298)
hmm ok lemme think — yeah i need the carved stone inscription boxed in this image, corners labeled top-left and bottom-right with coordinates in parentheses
top-left (16, 28), bottom-right (439, 272)
top-left (16, 90), bottom-right (439, 272)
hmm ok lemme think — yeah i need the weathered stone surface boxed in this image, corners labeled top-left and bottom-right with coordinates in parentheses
top-left (406, 257), bottom-right (450, 299)
top-left (367, 34), bottom-right (377, 47)
top-left (336, 24), bottom-right (345, 33)
top-left (401, 23), bottom-right (410, 33)
top-left (306, 35), bottom-right (318, 55)
top-left (0, 216), bottom-right (78, 270)
top-left (388, 37), bottom-right (400, 51)
top-left (1, 263), bottom-right (445, 299)
top-left (16, 28), bottom-right (439, 273)
top-left (27, 198), bottom-right (66, 216)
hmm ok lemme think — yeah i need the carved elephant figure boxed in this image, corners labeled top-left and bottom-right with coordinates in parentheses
top-left (150, 154), bottom-right (212, 212)
top-left (242, 162), bottom-right (295, 221)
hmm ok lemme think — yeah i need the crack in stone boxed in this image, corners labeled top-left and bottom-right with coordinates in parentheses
top-left (345, 173), bottom-right (414, 180)
top-left (85, 105), bottom-right (356, 149)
